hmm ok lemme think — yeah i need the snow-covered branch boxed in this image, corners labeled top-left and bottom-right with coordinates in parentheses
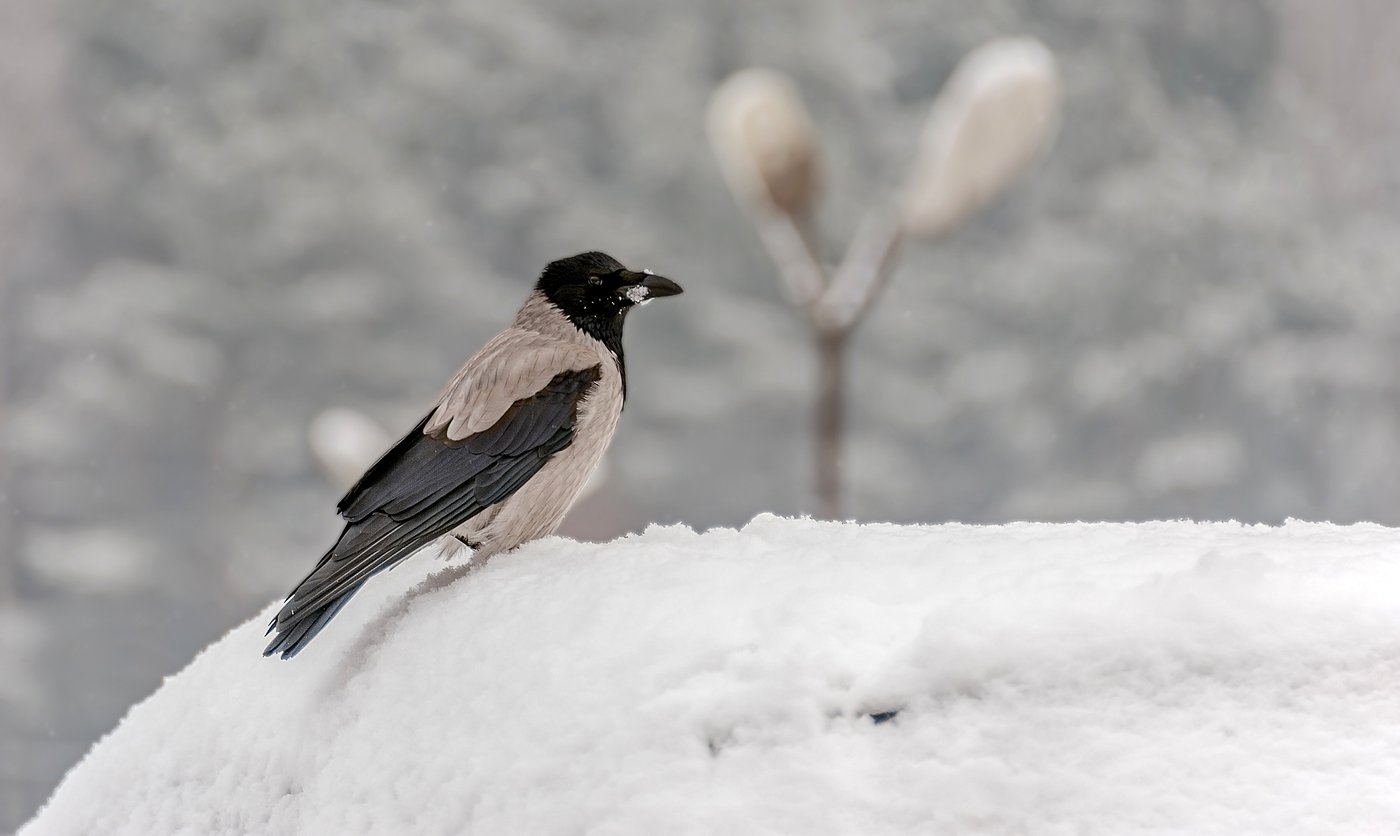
top-left (707, 39), bottom-right (1061, 517)
top-left (901, 37), bottom-right (1061, 239)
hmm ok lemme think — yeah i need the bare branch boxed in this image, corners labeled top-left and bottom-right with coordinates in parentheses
top-left (754, 208), bottom-right (830, 309)
top-left (816, 211), bottom-right (905, 333)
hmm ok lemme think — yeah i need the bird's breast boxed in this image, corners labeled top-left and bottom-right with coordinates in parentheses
top-left (456, 350), bottom-right (624, 557)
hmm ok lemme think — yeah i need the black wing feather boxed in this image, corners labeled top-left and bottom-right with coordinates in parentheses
top-left (265, 365), bottom-right (601, 658)
top-left (337, 369), bottom-right (594, 521)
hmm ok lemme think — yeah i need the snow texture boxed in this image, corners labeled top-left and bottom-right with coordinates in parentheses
top-left (22, 516), bottom-right (1400, 835)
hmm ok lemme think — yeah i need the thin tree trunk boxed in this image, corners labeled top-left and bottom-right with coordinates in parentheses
top-left (814, 328), bottom-right (847, 519)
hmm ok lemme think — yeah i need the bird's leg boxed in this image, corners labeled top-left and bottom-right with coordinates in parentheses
top-left (436, 533), bottom-right (479, 561)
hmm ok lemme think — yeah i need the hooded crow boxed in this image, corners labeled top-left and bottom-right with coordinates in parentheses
top-left (264, 251), bottom-right (682, 658)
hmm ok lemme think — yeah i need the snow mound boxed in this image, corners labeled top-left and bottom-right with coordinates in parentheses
top-left (23, 517), bottom-right (1400, 835)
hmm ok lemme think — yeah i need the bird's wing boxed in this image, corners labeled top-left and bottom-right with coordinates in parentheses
top-left (336, 330), bottom-right (599, 520)
top-left (274, 341), bottom-right (601, 629)
top-left (424, 329), bottom-right (601, 442)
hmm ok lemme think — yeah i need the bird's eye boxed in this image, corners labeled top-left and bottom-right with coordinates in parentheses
top-left (588, 275), bottom-right (602, 286)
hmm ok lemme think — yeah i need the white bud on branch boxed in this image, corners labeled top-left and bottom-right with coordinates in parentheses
top-left (902, 37), bottom-right (1062, 239)
top-left (308, 408), bottom-right (392, 491)
top-left (707, 68), bottom-right (824, 220)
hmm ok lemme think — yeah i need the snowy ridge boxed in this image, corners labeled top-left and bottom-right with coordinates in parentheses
top-left (22, 517), bottom-right (1400, 835)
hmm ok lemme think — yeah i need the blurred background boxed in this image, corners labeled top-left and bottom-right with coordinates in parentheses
top-left (5, 0), bottom-right (1400, 827)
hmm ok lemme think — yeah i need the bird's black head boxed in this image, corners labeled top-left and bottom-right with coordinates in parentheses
top-left (536, 251), bottom-right (683, 354)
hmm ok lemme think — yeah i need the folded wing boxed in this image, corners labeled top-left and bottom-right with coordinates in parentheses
top-left (265, 347), bottom-right (602, 658)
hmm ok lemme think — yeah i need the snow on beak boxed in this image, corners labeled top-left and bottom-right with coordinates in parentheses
top-left (619, 270), bottom-right (684, 303)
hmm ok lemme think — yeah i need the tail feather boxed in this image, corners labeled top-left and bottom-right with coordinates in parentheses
top-left (263, 518), bottom-right (403, 660)
top-left (263, 583), bottom-right (365, 659)
top-left (265, 487), bottom-right (474, 659)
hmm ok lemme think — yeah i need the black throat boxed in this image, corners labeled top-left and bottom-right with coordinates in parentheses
top-left (558, 306), bottom-right (628, 401)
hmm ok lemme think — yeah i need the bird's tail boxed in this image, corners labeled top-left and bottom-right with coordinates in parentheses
top-left (263, 583), bottom-right (365, 659)
top-left (263, 517), bottom-right (417, 659)
top-left (264, 510), bottom-right (435, 660)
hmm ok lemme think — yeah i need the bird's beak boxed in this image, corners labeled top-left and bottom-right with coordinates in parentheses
top-left (619, 270), bottom-right (684, 301)
top-left (639, 273), bottom-right (683, 297)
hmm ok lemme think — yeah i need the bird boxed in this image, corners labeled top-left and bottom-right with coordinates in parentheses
top-left (264, 251), bottom-right (683, 658)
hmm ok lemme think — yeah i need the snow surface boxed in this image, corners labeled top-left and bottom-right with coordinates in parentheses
top-left (22, 516), bottom-right (1400, 835)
